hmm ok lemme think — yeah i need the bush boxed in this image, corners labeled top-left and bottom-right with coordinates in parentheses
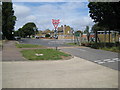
top-left (45, 34), bottom-right (50, 38)
top-left (81, 42), bottom-right (120, 50)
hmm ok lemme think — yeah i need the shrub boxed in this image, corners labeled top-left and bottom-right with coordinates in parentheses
top-left (45, 34), bottom-right (50, 38)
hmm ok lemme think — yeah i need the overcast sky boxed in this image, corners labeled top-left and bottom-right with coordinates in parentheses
top-left (13, 1), bottom-right (94, 31)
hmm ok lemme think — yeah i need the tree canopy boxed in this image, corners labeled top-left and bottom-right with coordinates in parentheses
top-left (88, 2), bottom-right (120, 31)
top-left (16, 22), bottom-right (38, 38)
top-left (2, 2), bottom-right (16, 40)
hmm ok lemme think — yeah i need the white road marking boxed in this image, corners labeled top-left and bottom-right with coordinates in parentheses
top-left (94, 60), bottom-right (101, 62)
top-left (97, 62), bottom-right (105, 64)
top-left (94, 58), bottom-right (119, 64)
top-left (107, 60), bottom-right (115, 63)
top-left (78, 49), bottom-right (86, 52)
top-left (112, 58), bottom-right (118, 61)
top-left (103, 59), bottom-right (111, 62)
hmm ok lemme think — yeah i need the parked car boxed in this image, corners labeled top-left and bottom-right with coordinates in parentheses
top-left (35, 36), bottom-right (40, 39)
top-left (14, 36), bottom-right (21, 40)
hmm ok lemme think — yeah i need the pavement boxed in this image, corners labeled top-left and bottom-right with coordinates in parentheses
top-left (2, 40), bottom-right (119, 88)
top-left (2, 41), bottom-right (27, 61)
top-left (2, 57), bottom-right (118, 88)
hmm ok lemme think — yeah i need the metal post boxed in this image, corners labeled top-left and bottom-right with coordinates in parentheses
top-left (54, 28), bottom-right (57, 50)
top-left (52, 19), bottom-right (60, 50)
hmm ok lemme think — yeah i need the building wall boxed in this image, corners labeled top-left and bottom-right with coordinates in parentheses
top-left (98, 34), bottom-right (119, 42)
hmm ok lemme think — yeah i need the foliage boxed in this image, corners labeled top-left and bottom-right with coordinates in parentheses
top-left (2, 2), bottom-right (16, 40)
top-left (88, 2), bottom-right (120, 31)
top-left (100, 47), bottom-right (120, 53)
top-left (81, 42), bottom-right (120, 53)
top-left (21, 49), bottom-right (71, 60)
top-left (45, 34), bottom-right (50, 38)
top-left (0, 3), bottom-right (2, 40)
top-left (15, 22), bottom-right (38, 38)
top-left (16, 44), bottom-right (43, 48)
top-left (91, 23), bottom-right (107, 32)
top-left (84, 26), bottom-right (90, 42)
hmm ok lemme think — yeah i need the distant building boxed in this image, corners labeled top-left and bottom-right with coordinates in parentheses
top-left (57, 25), bottom-right (72, 36)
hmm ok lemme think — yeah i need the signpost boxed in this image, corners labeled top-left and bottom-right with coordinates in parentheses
top-left (52, 19), bottom-right (60, 50)
top-left (74, 31), bottom-right (82, 45)
top-left (52, 19), bottom-right (60, 39)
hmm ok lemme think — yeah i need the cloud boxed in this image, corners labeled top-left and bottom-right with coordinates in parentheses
top-left (13, 2), bottom-right (94, 31)
top-left (12, 0), bottom-right (88, 2)
top-left (13, 4), bottom-right (31, 18)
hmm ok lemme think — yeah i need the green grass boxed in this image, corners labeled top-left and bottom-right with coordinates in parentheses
top-left (100, 47), bottom-right (120, 53)
top-left (21, 49), bottom-right (71, 60)
top-left (16, 44), bottom-right (43, 48)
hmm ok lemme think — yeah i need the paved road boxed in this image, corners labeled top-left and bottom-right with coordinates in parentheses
top-left (19, 38), bottom-right (120, 71)
top-left (19, 38), bottom-right (73, 47)
top-left (61, 47), bottom-right (119, 71)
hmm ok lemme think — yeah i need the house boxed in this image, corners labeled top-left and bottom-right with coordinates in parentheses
top-left (57, 25), bottom-right (72, 36)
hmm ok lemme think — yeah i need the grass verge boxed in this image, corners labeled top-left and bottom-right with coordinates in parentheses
top-left (16, 44), bottom-right (43, 48)
top-left (99, 47), bottom-right (120, 53)
top-left (21, 49), bottom-right (71, 60)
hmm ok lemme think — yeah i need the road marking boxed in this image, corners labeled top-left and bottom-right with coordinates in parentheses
top-left (97, 62), bottom-right (105, 64)
top-left (94, 58), bottom-right (119, 64)
top-left (112, 58), bottom-right (119, 61)
top-left (107, 60), bottom-right (115, 63)
top-left (78, 49), bottom-right (86, 52)
top-left (94, 60), bottom-right (101, 62)
top-left (103, 59), bottom-right (111, 62)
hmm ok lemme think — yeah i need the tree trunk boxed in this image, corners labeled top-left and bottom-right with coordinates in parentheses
top-left (114, 32), bottom-right (116, 43)
top-left (104, 30), bottom-right (106, 42)
top-left (95, 30), bottom-right (98, 43)
top-left (108, 30), bottom-right (111, 43)
top-left (87, 33), bottom-right (90, 42)
top-left (104, 30), bottom-right (106, 46)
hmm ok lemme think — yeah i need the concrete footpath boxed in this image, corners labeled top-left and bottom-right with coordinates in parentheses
top-left (2, 41), bottom-right (119, 88)
top-left (2, 41), bottom-right (27, 61)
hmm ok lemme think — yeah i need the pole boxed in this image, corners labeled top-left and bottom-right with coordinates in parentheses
top-left (54, 28), bottom-right (57, 50)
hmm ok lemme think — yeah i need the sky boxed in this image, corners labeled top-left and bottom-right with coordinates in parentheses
top-left (13, 1), bottom-right (94, 31)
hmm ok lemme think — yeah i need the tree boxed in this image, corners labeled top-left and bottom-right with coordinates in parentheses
top-left (21, 22), bottom-right (38, 38)
top-left (92, 23), bottom-right (100, 43)
top-left (92, 23), bottom-right (108, 43)
top-left (88, 2), bottom-right (120, 43)
top-left (84, 26), bottom-right (90, 42)
top-left (0, 2), bottom-right (2, 40)
top-left (2, 2), bottom-right (16, 40)
top-left (45, 34), bottom-right (50, 38)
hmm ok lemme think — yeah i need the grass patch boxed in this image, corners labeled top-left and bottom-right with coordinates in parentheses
top-left (16, 44), bottom-right (43, 48)
top-left (99, 47), bottom-right (120, 53)
top-left (21, 49), bottom-right (71, 60)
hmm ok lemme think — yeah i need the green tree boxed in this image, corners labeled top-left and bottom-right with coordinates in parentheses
top-left (88, 2), bottom-right (120, 43)
top-left (92, 23), bottom-right (108, 43)
top-left (2, 2), bottom-right (16, 40)
top-left (0, 2), bottom-right (2, 40)
top-left (45, 34), bottom-right (50, 38)
top-left (21, 22), bottom-right (38, 38)
top-left (84, 26), bottom-right (90, 42)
